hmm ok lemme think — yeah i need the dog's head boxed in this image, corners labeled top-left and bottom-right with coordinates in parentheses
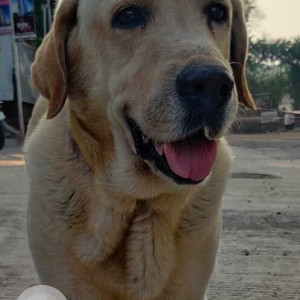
top-left (32, 0), bottom-right (255, 193)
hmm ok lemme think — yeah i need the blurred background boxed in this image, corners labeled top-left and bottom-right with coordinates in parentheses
top-left (239, 0), bottom-right (300, 133)
top-left (0, 0), bottom-right (55, 146)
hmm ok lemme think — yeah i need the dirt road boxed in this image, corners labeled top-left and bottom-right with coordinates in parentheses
top-left (0, 131), bottom-right (299, 299)
top-left (210, 132), bottom-right (300, 299)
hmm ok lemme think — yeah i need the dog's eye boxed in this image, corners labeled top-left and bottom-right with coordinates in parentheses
top-left (207, 3), bottom-right (228, 23)
top-left (112, 6), bottom-right (150, 29)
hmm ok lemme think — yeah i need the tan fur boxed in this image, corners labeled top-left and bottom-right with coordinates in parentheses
top-left (25, 0), bottom-right (255, 299)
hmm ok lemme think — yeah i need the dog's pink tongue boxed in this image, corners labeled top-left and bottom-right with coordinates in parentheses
top-left (163, 139), bottom-right (217, 182)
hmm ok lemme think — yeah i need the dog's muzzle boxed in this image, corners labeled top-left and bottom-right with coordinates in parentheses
top-left (124, 65), bottom-right (235, 185)
top-left (126, 116), bottom-right (217, 185)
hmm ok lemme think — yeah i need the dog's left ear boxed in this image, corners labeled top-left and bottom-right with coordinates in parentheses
top-left (31, 0), bottom-right (78, 119)
top-left (230, 0), bottom-right (256, 110)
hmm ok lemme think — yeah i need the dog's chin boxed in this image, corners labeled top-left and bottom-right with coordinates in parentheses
top-left (125, 116), bottom-right (219, 186)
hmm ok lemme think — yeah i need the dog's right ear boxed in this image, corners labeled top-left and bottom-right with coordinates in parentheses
top-left (230, 0), bottom-right (256, 110)
top-left (31, 0), bottom-right (78, 119)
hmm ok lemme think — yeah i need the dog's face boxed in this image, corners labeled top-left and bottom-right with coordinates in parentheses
top-left (32, 0), bottom-right (255, 193)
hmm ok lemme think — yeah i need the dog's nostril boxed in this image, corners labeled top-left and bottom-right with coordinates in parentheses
top-left (218, 82), bottom-right (234, 101)
top-left (192, 81), bottom-right (204, 92)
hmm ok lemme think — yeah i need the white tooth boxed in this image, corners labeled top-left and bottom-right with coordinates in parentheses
top-left (142, 133), bottom-right (151, 144)
top-left (204, 127), bottom-right (212, 140)
top-left (155, 142), bottom-right (164, 156)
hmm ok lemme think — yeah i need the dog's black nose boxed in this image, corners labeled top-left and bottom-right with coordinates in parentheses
top-left (176, 66), bottom-right (234, 113)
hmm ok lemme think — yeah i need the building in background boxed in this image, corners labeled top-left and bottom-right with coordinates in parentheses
top-left (0, 0), bottom-right (55, 132)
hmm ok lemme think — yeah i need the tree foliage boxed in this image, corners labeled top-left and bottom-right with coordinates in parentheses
top-left (247, 38), bottom-right (300, 109)
top-left (242, 0), bottom-right (300, 109)
top-left (243, 0), bottom-right (258, 23)
top-left (242, 0), bottom-right (264, 35)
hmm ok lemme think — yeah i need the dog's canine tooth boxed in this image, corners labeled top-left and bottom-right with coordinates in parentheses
top-left (142, 133), bottom-right (151, 144)
top-left (204, 127), bottom-right (213, 140)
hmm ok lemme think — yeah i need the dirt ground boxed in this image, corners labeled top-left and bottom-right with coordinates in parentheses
top-left (0, 131), bottom-right (299, 299)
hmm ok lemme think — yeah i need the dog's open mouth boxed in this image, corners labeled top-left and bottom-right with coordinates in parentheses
top-left (126, 117), bottom-right (217, 185)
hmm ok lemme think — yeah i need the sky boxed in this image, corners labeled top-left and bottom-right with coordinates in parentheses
top-left (256, 0), bottom-right (300, 39)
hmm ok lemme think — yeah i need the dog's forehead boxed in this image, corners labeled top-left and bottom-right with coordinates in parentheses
top-left (76, 0), bottom-right (234, 17)
top-left (77, 0), bottom-right (109, 21)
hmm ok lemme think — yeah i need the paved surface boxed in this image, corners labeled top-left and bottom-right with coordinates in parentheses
top-left (210, 132), bottom-right (300, 299)
top-left (0, 132), bottom-right (299, 299)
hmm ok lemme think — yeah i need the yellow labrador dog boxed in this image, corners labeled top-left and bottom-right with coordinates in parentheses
top-left (25, 0), bottom-right (256, 299)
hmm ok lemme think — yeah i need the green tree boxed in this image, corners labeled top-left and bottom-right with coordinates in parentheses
top-left (242, 0), bottom-right (264, 35)
top-left (284, 39), bottom-right (300, 109)
top-left (247, 38), bottom-right (300, 109)
top-left (243, 0), bottom-right (258, 22)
